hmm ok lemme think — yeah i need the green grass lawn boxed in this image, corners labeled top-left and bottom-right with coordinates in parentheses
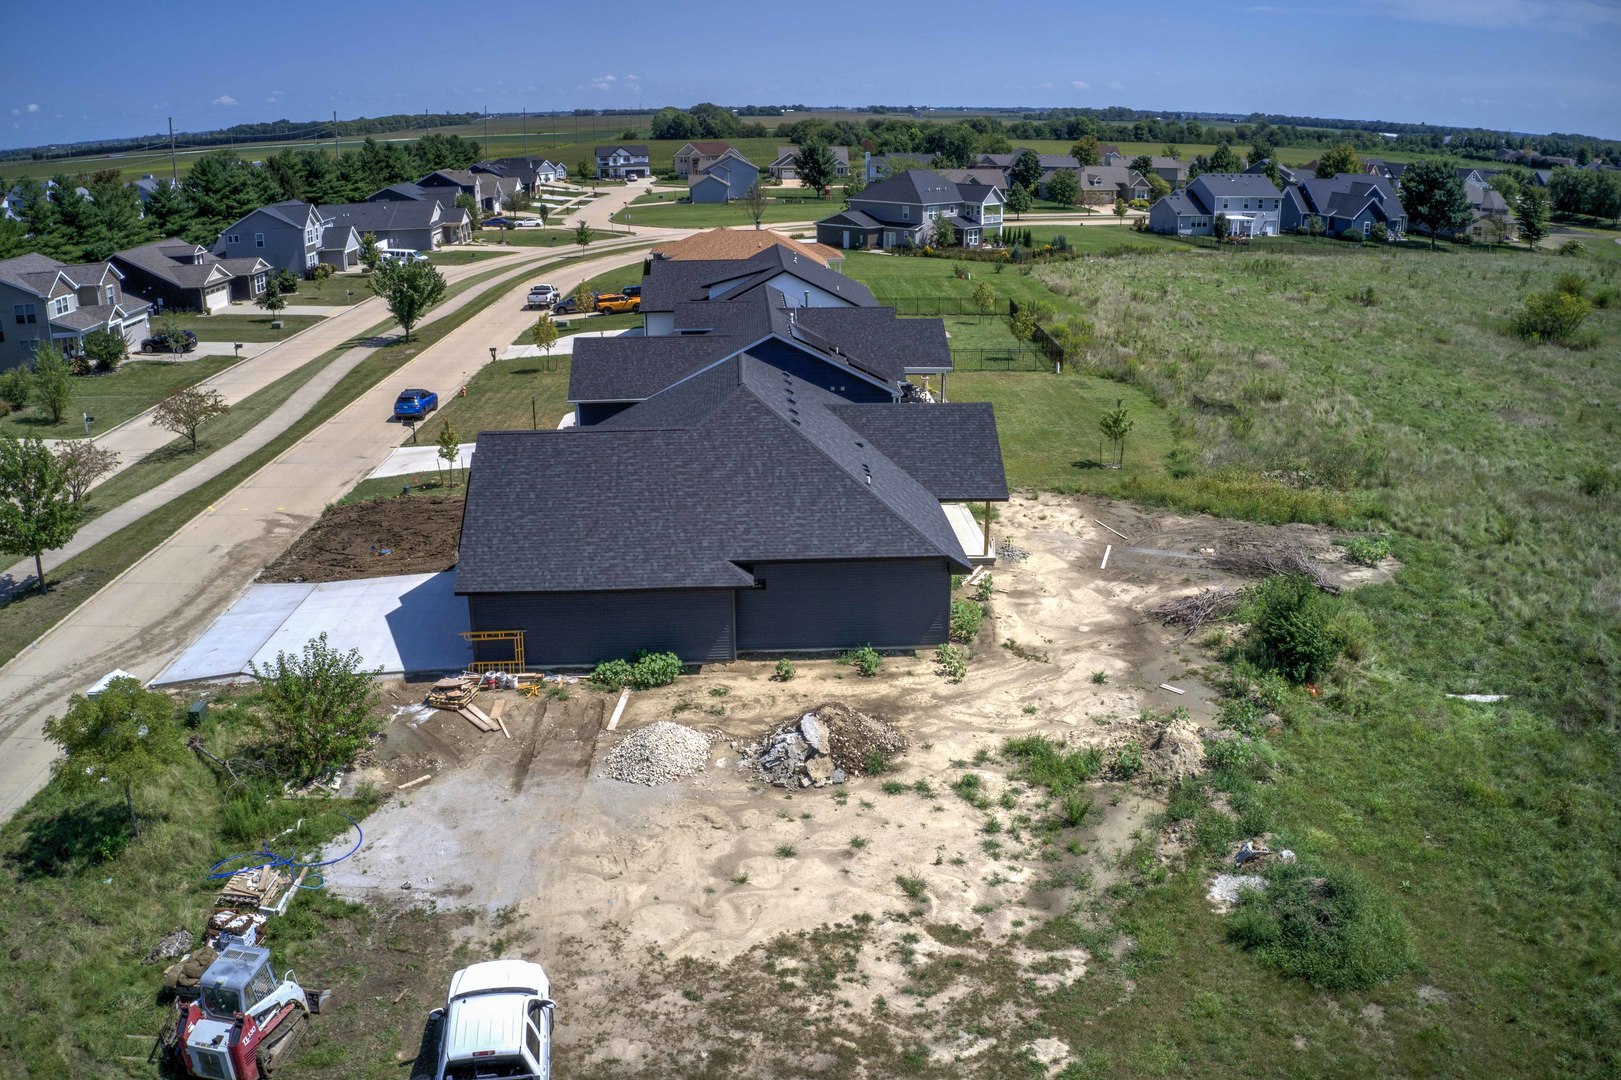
top-left (1004, 222), bottom-right (1187, 254)
top-left (426, 249), bottom-right (509, 265)
top-left (171, 313), bottom-right (325, 341)
top-left (279, 274), bottom-right (369, 305)
top-left (842, 250), bottom-right (1062, 311)
top-left (612, 199), bottom-right (832, 228)
top-left (0, 356), bottom-right (239, 439)
top-left (341, 468), bottom-right (459, 504)
top-left (413, 355), bottom-right (573, 443)
top-left (468, 227), bottom-right (624, 247)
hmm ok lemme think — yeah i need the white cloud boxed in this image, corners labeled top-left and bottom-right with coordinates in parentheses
top-left (1037, 81), bottom-right (1055, 90)
top-left (590, 74), bottom-right (618, 91)
top-left (1108, 81), bottom-right (1123, 90)
top-left (624, 73), bottom-right (639, 81)
top-left (1071, 80), bottom-right (1090, 90)
top-left (211, 95), bottom-right (238, 107)
top-left (1370, 0), bottom-right (1621, 32)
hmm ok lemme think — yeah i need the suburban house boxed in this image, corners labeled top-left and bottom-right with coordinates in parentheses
top-left (768, 145), bottom-right (852, 182)
top-left (417, 170), bottom-right (503, 213)
top-left (1147, 173), bottom-right (1283, 237)
top-left (648, 227), bottom-right (845, 270)
top-left (688, 150), bottom-right (761, 204)
top-left (213, 201), bottom-right (361, 274)
top-left (365, 183), bottom-right (475, 243)
top-left (1142, 156), bottom-right (1189, 188)
top-left (1460, 182), bottom-right (1513, 241)
top-left (454, 350), bottom-right (1006, 665)
top-left (111, 239), bottom-right (269, 313)
top-left (130, 173), bottom-right (179, 206)
top-left (1359, 158), bottom-right (1407, 184)
top-left (638, 244), bottom-right (876, 337)
top-left (863, 152), bottom-right (932, 182)
top-left (815, 169), bottom-right (1004, 250)
top-left (319, 200), bottom-right (468, 252)
top-left (1280, 174), bottom-right (1407, 238)
top-left (673, 141), bottom-right (736, 179)
top-left (0, 253), bottom-right (151, 371)
top-left (1244, 159), bottom-right (1302, 186)
top-left (976, 150), bottom-right (1078, 193)
top-left (1078, 166), bottom-right (1152, 205)
top-left (595, 145), bottom-right (651, 180)
top-left (471, 156), bottom-right (567, 189)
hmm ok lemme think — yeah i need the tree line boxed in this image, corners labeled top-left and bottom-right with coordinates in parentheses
top-left (0, 133), bottom-right (485, 263)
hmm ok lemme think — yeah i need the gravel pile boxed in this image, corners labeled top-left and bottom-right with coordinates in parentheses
top-left (744, 702), bottom-right (908, 788)
top-left (997, 540), bottom-right (1031, 563)
top-left (603, 721), bottom-right (713, 785)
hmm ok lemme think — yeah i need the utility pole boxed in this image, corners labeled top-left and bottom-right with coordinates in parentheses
top-left (484, 108), bottom-right (490, 160)
top-left (168, 117), bottom-right (178, 183)
top-left (332, 110), bottom-right (340, 157)
top-left (523, 110), bottom-right (528, 156)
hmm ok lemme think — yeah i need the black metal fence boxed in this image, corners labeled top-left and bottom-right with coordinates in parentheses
top-left (950, 347), bottom-right (1054, 372)
top-left (876, 295), bottom-right (1013, 316)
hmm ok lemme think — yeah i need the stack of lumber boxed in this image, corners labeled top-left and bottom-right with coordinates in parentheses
top-left (427, 677), bottom-right (475, 709)
top-left (215, 866), bottom-right (292, 911)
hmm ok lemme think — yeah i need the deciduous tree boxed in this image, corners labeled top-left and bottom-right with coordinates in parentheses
top-left (794, 140), bottom-right (838, 196)
top-left (153, 385), bottom-right (229, 451)
top-left (1098, 399), bottom-right (1135, 468)
top-left (1515, 186), bottom-right (1551, 249)
top-left (574, 221), bottom-right (593, 249)
top-left (1070, 136), bottom-right (1101, 168)
top-left (43, 677), bottom-right (185, 839)
top-left (31, 341), bottom-right (73, 423)
top-left (437, 422), bottom-right (461, 490)
top-left (1046, 168), bottom-right (1079, 207)
top-left (1010, 149), bottom-right (1044, 193)
top-left (370, 258), bottom-right (447, 342)
top-left (1005, 182), bottom-right (1033, 219)
top-left (247, 633), bottom-right (383, 783)
top-left (1401, 159), bottom-right (1472, 249)
top-left (255, 274), bottom-right (287, 316)
top-left (0, 432), bottom-right (82, 593)
top-left (741, 184), bottom-right (768, 230)
top-left (82, 328), bottom-right (127, 373)
top-left (54, 439), bottom-right (120, 504)
top-left (530, 310), bottom-right (559, 355)
top-left (358, 231), bottom-right (382, 271)
top-left (1315, 142), bottom-right (1362, 178)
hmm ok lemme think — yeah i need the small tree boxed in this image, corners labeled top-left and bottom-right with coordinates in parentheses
top-left (0, 433), bottom-right (82, 592)
top-left (1515, 186), bottom-right (1551, 250)
top-left (153, 312), bottom-right (191, 355)
top-left (256, 274), bottom-right (287, 317)
top-left (1010, 149), bottom-right (1045, 193)
top-left (1114, 198), bottom-right (1129, 225)
top-left (1401, 158), bottom-right (1472, 249)
top-left (933, 217), bottom-right (958, 249)
top-left (741, 184), bottom-right (768, 230)
top-left (536, 204), bottom-right (549, 229)
top-left (530, 310), bottom-right (559, 356)
top-left (1315, 143), bottom-right (1362, 178)
top-left (153, 385), bottom-right (229, 451)
top-left (247, 633), bottom-right (383, 782)
top-left (54, 439), bottom-right (120, 504)
top-left (82, 328), bottom-right (127, 373)
top-left (1306, 214), bottom-right (1327, 238)
top-left (31, 341), bottom-right (74, 424)
top-left (1070, 135), bottom-right (1101, 168)
top-left (1005, 183), bottom-right (1033, 220)
top-left (455, 193), bottom-right (481, 233)
top-left (370, 258), bottom-right (448, 342)
top-left (0, 363), bottom-right (32, 411)
top-left (1098, 399), bottom-right (1135, 468)
top-left (574, 221), bottom-right (593, 249)
top-left (794, 140), bottom-right (838, 196)
top-left (43, 677), bottom-right (185, 839)
top-left (972, 281), bottom-right (996, 317)
top-left (437, 422), bottom-right (461, 490)
top-left (570, 280), bottom-right (596, 313)
top-left (359, 231), bottom-right (382, 271)
top-left (1483, 214), bottom-right (1511, 249)
top-left (1213, 213), bottom-right (1232, 242)
top-left (1046, 169), bottom-right (1079, 207)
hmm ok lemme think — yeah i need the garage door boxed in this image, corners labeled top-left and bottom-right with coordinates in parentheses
top-left (205, 284), bottom-right (230, 312)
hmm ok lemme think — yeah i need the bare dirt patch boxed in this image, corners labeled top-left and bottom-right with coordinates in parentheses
top-left (258, 496), bottom-right (462, 582)
top-left (319, 492), bottom-right (1373, 1076)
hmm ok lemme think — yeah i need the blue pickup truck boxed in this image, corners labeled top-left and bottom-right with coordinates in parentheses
top-left (393, 388), bottom-right (439, 420)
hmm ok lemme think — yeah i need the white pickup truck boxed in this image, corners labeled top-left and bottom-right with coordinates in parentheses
top-left (526, 284), bottom-right (559, 308)
top-left (431, 960), bottom-right (555, 1080)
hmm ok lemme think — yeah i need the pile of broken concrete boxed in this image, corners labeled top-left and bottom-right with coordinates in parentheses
top-left (745, 702), bottom-right (907, 789)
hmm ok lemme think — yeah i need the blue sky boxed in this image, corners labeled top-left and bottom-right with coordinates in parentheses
top-left (3, 0), bottom-right (1618, 149)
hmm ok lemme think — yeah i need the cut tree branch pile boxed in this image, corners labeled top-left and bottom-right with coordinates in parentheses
top-left (1151, 588), bottom-right (1240, 637)
top-left (1211, 546), bottom-right (1339, 594)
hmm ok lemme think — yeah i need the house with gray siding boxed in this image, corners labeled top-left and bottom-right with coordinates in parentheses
top-left (111, 239), bottom-right (269, 313)
top-left (674, 141), bottom-right (736, 179)
top-left (320, 200), bottom-right (464, 252)
top-left (638, 244), bottom-right (876, 337)
top-left (768, 145), bottom-right (852, 182)
top-left (1280, 174), bottom-right (1406, 238)
top-left (816, 169), bottom-right (1003, 250)
top-left (0, 253), bottom-right (151, 371)
top-left (417, 170), bottom-right (503, 213)
top-left (213, 201), bottom-right (333, 275)
top-left (1147, 173), bottom-right (1283, 237)
top-left (688, 150), bottom-right (760, 204)
top-left (595, 144), bottom-right (650, 179)
top-left (454, 351), bottom-right (1006, 666)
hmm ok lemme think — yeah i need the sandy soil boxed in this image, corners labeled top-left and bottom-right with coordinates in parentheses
top-left (322, 492), bottom-right (1380, 1075)
top-left (258, 496), bottom-right (462, 583)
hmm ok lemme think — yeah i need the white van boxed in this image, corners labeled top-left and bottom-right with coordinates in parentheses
top-left (380, 249), bottom-right (429, 265)
top-left (432, 960), bottom-right (554, 1080)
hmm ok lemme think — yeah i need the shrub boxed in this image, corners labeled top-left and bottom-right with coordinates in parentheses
top-left (1227, 858), bottom-right (1414, 990)
top-left (896, 874), bottom-right (928, 901)
top-left (1578, 464), bottom-right (1618, 499)
top-left (1509, 289), bottom-right (1593, 345)
top-left (973, 573), bottom-right (994, 603)
top-left (1204, 735), bottom-right (1279, 781)
top-left (1553, 273), bottom-right (1589, 298)
top-left (1002, 735), bottom-right (1103, 794)
top-left (1058, 791), bottom-right (1094, 828)
top-left (589, 658), bottom-right (634, 691)
top-left (247, 633), bottom-right (383, 782)
top-left (839, 645), bottom-right (882, 676)
top-left (774, 657), bottom-right (795, 681)
top-left (1243, 574), bottom-right (1345, 683)
top-left (1342, 535), bottom-right (1391, 566)
top-left (1109, 742), bottom-right (1143, 780)
top-left (935, 644), bottom-right (968, 683)
top-left (1347, 285), bottom-right (1379, 307)
top-left (1558, 238), bottom-right (1587, 256)
top-left (949, 598), bottom-right (986, 643)
top-left (628, 650), bottom-right (683, 689)
top-left (0, 364), bottom-right (32, 409)
top-left (308, 262), bottom-right (335, 281)
top-left (82, 328), bottom-right (127, 373)
top-left (1339, 226), bottom-right (1364, 242)
top-left (273, 268), bottom-right (300, 294)
top-left (1369, 222), bottom-right (1388, 242)
top-left (1217, 698), bottom-right (1268, 738)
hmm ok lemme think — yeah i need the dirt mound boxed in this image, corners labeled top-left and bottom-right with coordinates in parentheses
top-left (1142, 717), bottom-right (1206, 784)
top-left (260, 496), bottom-right (463, 583)
top-left (745, 702), bottom-right (907, 788)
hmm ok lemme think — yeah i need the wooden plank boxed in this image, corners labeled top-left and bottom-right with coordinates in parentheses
top-left (398, 774), bottom-right (432, 790)
top-left (497, 716), bottom-right (511, 739)
top-left (488, 700), bottom-right (505, 721)
top-left (607, 687), bottom-right (631, 731)
top-left (1159, 683), bottom-right (1186, 695)
top-left (457, 707), bottom-right (495, 732)
top-left (1093, 518), bottom-right (1129, 541)
top-left (1100, 544), bottom-right (1112, 571)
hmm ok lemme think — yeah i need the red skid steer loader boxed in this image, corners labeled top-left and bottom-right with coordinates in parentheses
top-left (163, 944), bottom-right (329, 1079)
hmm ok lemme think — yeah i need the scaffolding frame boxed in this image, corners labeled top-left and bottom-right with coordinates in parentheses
top-left (460, 629), bottom-right (526, 673)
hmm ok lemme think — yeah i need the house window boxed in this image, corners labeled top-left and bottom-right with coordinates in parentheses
top-left (50, 296), bottom-right (70, 318)
top-left (15, 303), bottom-right (37, 324)
top-left (105, 285), bottom-right (116, 305)
top-left (255, 232), bottom-right (265, 248)
top-left (902, 206), bottom-right (910, 220)
top-left (1363, 220), bottom-right (1372, 237)
top-left (227, 234), bottom-right (239, 245)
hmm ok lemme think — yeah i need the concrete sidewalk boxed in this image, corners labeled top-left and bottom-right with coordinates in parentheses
top-left (0, 238), bottom-right (675, 821)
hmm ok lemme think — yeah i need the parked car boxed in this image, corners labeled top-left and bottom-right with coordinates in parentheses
top-left (430, 960), bottom-right (554, 1080)
top-left (482, 217), bottom-right (512, 229)
top-left (393, 388), bottom-right (439, 420)
top-left (140, 330), bottom-right (198, 353)
top-left (514, 218), bottom-right (543, 228)
top-left (380, 249), bottom-right (429, 264)
top-left (552, 293), bottom-right (589, 316)
top-left (620, 285), bottom-right (641, 298)
top-left (527, 284), bottom-right (559, 308)
top-left (594, 293), bottom-right (640, 315)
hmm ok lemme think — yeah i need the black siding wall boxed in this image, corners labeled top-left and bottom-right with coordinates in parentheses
top-left (734, 559), bottom-right (951, 652)
top-left (467, 589), bottom-right (736, 666)
top-left (575, 401), bottom-right (635, 427)
top-left (747, 339), bottom-right (895, 402)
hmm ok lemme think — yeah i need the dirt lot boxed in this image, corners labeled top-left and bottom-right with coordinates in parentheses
top-left (259, 496), bottom-right (463, 583)
top-left (318, 493), bottom-right (1385, 1078)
